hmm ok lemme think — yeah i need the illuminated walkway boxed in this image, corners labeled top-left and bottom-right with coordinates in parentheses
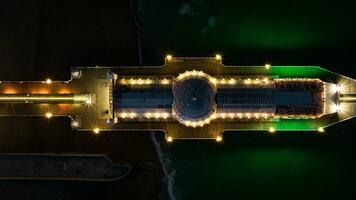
top-left (0, 56), bottom-right (355, 141)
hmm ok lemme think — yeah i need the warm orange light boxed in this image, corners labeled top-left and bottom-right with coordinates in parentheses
top-left (58, 88), bottom-right (71, 94)
top-left (57, 103), bottom-right (71, 110)
top-left (46, 79), bottom-right (52, 84)
top-left (167, 136), bottom-right (173, 142)
top-left (93, 128), bottom-right (100, 134)
top-left (31, 88), bottom-right (50, 94)
top-left (269, 127), bottom-right (276, 133)
top-left (71, 120), bottom-right (80, 128)
top-left (85, 98), bottom-right (92, 105)
top-left (3, 88), bottom-right (17, 94)
top-left (166, 55), bottom-right (172, 61)
top-left (161, 78), bottom-right (170, 85)
top-left (45, 112), bottom-right (53, 118)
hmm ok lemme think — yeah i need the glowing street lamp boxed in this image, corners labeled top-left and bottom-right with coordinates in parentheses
top-left (93, 128), bottom-right (100, 134)
top-left (45, 79), bottom-right (52, 84)
top-left (145, 112), bottom-right (152, 118)
top-left (85, 95), bottom-right (93, 105)
top-left (228, 78), bottom-right (236, 84)
top-left (332, 104), bottom-right (343, 113)
top-left (318, 127), bottom-right (325, 133)
top-left (332, 84), bottom-right (342, 93)
top-left (215, 54), bottom-right (222, 61)
top-left (71, 119), bottom-right (80, 128)
top-left (167, 136), bottom-right (173, 142)
top-left (161, 78), bottom-right (170, 85)
top-left (45, 112), bottom-right (53, 118)
top-left (216, 136), bottom-right (222, 142)
top-left (269, 127), bottom-right (276, 133)
top-left (166, 55), bottom-right (172, 61)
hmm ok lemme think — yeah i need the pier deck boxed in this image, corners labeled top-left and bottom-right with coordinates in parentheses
top-left (0, 57), bottom-right (355, 140)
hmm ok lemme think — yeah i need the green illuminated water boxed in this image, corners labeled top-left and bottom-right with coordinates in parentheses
top-left (0, 0), bottom-right (355, 199)
top-left (133, 0), bottom-right (356, 199)
top-left (169, 141), bottom-right (356, 199)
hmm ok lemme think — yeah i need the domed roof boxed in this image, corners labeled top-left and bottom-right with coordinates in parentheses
top-left (172, 74), bottom-right (216, 123)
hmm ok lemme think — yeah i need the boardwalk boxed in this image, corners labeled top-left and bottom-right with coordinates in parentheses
top-left (0, 57), bottom-right (355, 140)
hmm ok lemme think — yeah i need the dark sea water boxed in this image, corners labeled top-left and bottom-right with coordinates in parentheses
top-left (0, 0), bottom-right (356, 199)
top-left (134, 0), bottom-right (356, 199)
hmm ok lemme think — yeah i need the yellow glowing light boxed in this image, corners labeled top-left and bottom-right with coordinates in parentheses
top-left (145, 79), bottom-right (152, 84)
top-left (167, 136), bottom-right (173, 142)
top-left (210, 78), bottom-right (217, 84)
top-left (137, 78), bottom-right (144, 84)
top-left (145, 112), bottom-right (152, 118)
top-left (265, 64), bottom-right (271, 69)
top-left (85, 98), bottom-right (92, 105)
top-left (216, 136), bottom-right (222, 142)
top-left (244, 78), bottom-right (252, 84)
top-left (332, 84), bottom-right (342, 93)
top-left (45, 112), bottom-right (53, 118)
top-left (220, 79), bottom-right (226, 84)
top-left (130, 112), bottom-right (136, 118)
top-left (269, 127), bottom-right (276, 133)
top-left (46, 79), bottom-right (52, 84)
top-left (221, 113), bottom-right (226, 119)
top-left (332, 104), bottom-right (343, 113)
top-left (228, 78), bottom-right (236, 84)
top-left (215, 54), bottom-right (222, 60)
top-left (121, 112), bottom-right (127, 118)
top-left (162, 113), bottom-right (169, 119)
top-left (318, 127), bottom-right (325, 133)
top-left (120, 78), bottom-right (126, 84)
top-left (93, 128), bottom-right (100, 134)
top-left (71, 120), bottom-right (80, 127)
top-left (166, 55), bottom-right (172, 61)
top-left (161, 78), bottom-right (170, 85)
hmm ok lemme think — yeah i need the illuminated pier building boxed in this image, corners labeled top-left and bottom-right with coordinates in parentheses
top-left (1, 56), bottom-right (355, 141)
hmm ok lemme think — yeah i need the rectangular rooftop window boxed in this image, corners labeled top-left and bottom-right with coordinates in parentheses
top-left (276, 91), bottom-right (313, 106)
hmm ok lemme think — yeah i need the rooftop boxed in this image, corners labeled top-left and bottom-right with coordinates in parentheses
top-left (0, 56), bottom-right (355, 140)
